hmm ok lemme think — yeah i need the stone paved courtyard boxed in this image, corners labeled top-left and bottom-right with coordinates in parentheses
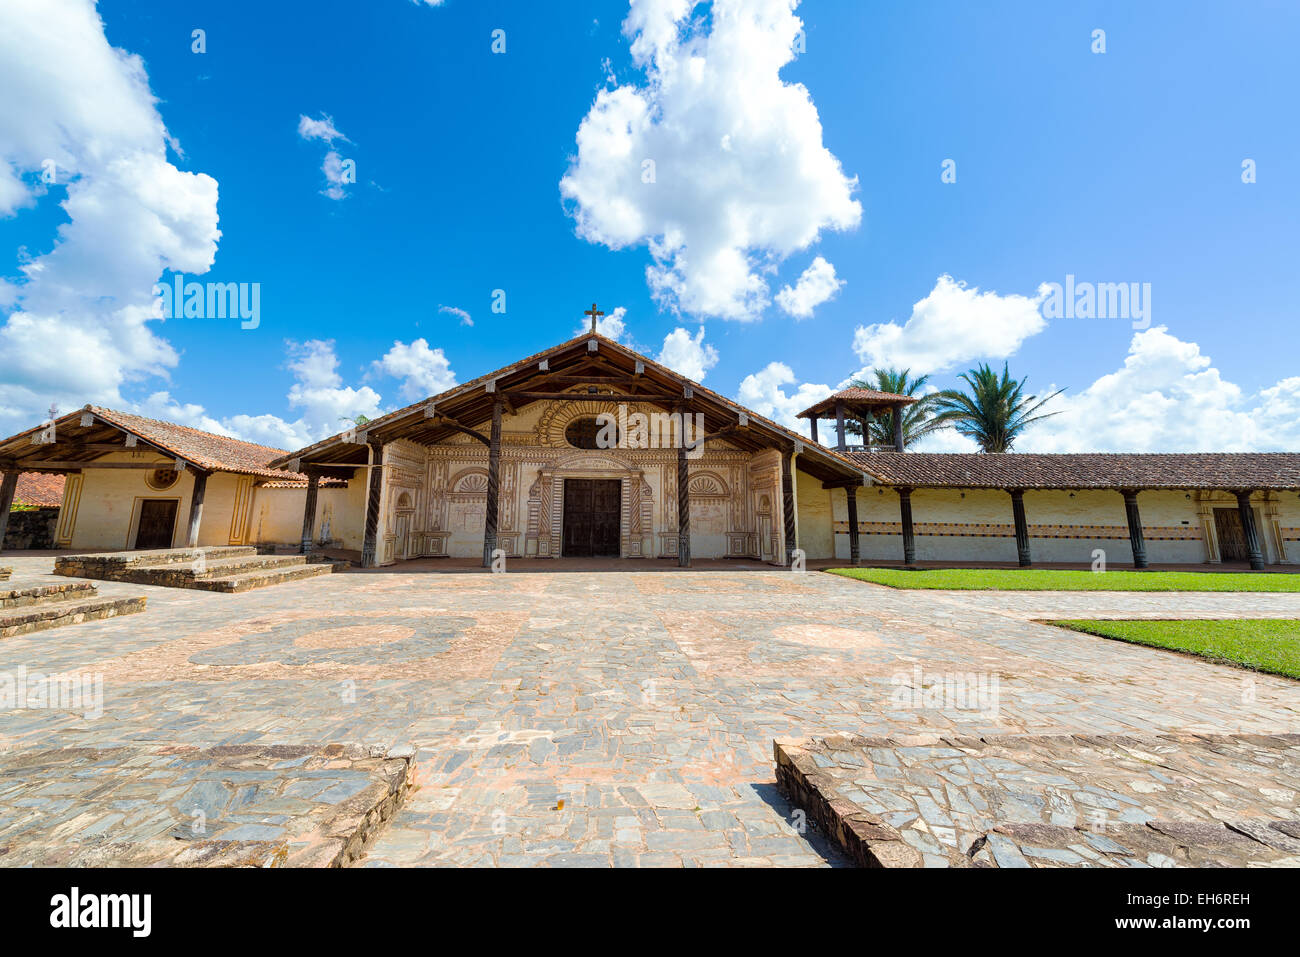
top-left (0, 553), bottom-right (1298, 867)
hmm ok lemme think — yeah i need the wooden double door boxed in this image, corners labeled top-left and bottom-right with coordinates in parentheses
top-left (1214, 507), bottom-right (1251, 562)
top-left (562, 479), bottom-right (621, 557)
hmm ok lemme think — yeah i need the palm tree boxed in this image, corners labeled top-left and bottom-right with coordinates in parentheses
top-left (845, 368), bottom-right (947, 448)
top-left (931, 363), bottom-right (1063, 453)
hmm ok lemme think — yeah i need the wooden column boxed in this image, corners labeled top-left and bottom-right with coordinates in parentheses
top-left (781, 449), bottom-right (797, 566)
top-left (1121, 489), bottom-right (1148, 569)
top-left (845, 486), bottom-right (860, 565)
top-left (300, 470), bottom-right (320, 555)
top-left (809, 417), bottom-right (818, 445)
top-left (834, 401), bottom-right (847, 451)
top-left (482, 398), bottom-right (503, 567)
top-left (185, 469), bottom-right (208, 548)
top-left (1236, 490), bottom-right (1266, 571)
top-left (897, 487), bottom-right (916, 566)
top-left (862, 414), bottom-right (872, 450)
top-left (677, 438), bottom-right (691, 567)
top-left (0, 470), bottom-right (17, 555)
top-left (893, 403), bottom-right (905, 452)
top-left (361, 440), bottom-right (384, 568)
top-left (1010, 489), bottom-right (1032, 567)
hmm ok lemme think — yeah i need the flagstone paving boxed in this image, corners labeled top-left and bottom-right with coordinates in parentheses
top-left (0, 553), bottom-right (1297, 867)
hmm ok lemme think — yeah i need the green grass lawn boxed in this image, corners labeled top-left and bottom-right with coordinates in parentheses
top-left (1052, 619), bottom-right (1300, 679)
top-left (826, 567), bottom-right (1300, 592)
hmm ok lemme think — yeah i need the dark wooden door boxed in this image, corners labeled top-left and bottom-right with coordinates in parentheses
top-left (135, 499), bottom-right (178, 550)
top-left (563, 479), bottom-right (621, 557)
top-left (1214, 507), bottom-right (1248, 562)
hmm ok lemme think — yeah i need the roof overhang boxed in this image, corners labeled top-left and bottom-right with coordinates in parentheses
top-left (271, 333), bottom-right (870, 486)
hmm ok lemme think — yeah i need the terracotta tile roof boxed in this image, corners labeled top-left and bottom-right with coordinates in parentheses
top-left (797, 388), bottom-right (918, 420)
top-left (80, 407), bottom-right (300, 479)
top-left (14, 472), bottom-right (65, 507)
top-left (846, 452), bottom-right (1300, 491)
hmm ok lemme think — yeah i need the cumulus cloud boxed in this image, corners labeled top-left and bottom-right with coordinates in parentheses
top-left (369, 338), bottom-right (458, 402)
top-left (657, 326), bottom-right (718, 382)
top-left (1020, 327), bottom-right (1300, 453)
top-left (0, 0), bottom-right (221, 437)
top-left (129, 337), bottom-right (458, 452)
top-left (735, 361), bottom-right (830, 434)
top-left (852, 275), bottom-right (1046, 377)
top-left (776, 256), bottom-right (844, 319)
top-left (561, 0), bottom-right (860, 320)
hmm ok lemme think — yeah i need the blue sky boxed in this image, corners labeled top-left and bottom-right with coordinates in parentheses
top-left (1, 0), bottom-right (1297, 452)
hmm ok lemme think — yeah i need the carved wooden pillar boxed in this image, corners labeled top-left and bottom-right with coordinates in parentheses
top-left (809, 417), bottom-right (818, 445)
top-left (781, 449), bottom-right (797, 566)
top-left (677, 438), bottom-right (691, 567)
top-left (1236, 490), bottom-right (1266, 570)
top-left (185, 469), bottom-right (208, 548)
top-left (300, 470), bottom-right (321, 555)
top-left (834, 401), bottom-right (847, 451)
top-left (483, 398), bottom-right (503, 567)
top-left (845, 485), bottom-right (860, 565)
top-left (361, 439), bottom-right (384, 568)
top-left (862, 415), bottom-right (872, 449)
top-left (893, 403), bottom-right (905, 452)
top-left (1010, 488), bottom-right (1032, 567)
top-left (0, 470), bottom-right (17, 554)
top-left (1122, 489), bottom-right (1148, 569)
top-left (897, 487), bottom-right (916, 566)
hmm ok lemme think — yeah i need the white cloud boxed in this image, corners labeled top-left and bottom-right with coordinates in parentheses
top-left (1021, 327), bottom-right (1300, 453)
top-left (0, 0), bottom-right (221, 437)
top-left (297, 113), bottom-right (348, 144)
top-left (439, 304), bottom-right (473, 326)
top-left (320, 149), bottom-right (353, 201)
top-left (852, 275), bottom-right (1046, 376)
top-left (735, 361), bottom-right (830, 434)
top-left (286, 339), bottom-right (385, 439)
top-left (561, 0), bottom-right (861, 320)
top-left (574, 305), bottom-right (628, 341)
top-left (776, 256), bottom-right (844, 319)
top-left (657, 326), bottom-right (718, 382)
top-left (370, 338), bottom-right (458, 403)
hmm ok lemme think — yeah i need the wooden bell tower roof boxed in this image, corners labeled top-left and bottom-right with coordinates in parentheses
top-left (796, 387), bottom-right (918, 420)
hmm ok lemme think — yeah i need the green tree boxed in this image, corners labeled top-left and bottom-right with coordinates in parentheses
top-left (845, 368), bottom-right (947, 449)
top-left (931, 363), bottom-right (1063, 453)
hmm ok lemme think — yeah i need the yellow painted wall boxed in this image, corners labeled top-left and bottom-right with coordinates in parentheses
top-left (832, 487), bottom-right (1216, 565)
top-left (795, 465), bottom-right (835, 560)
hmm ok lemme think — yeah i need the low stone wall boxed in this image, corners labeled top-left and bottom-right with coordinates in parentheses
top-left (776, 732), bottom-right (1300, 868)
top-left (2, 507), bottom-right (58, 549)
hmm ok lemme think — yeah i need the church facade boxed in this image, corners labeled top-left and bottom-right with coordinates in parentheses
top-left (2, 327), bottom-right (1298, 570)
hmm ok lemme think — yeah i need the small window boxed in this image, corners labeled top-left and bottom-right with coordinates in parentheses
top-left (565, 416), bottom-right (616, 450)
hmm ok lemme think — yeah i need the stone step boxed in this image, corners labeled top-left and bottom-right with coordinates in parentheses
top-left (1, 581), bottom-right (99, 610)
top-left (184, 561), bottom-right (340, 594)
top-left (55, 546), bottom-right (257, 579)
top-left (0, 567), bottom-right (11, 581)
top-left (130, 552), bottom-right (311, 583)
top-left (0, 594), bottom-right (146, 639)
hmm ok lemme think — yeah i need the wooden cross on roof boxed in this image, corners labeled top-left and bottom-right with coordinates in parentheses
top-left (584, 302), bottom-right (604, 334)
